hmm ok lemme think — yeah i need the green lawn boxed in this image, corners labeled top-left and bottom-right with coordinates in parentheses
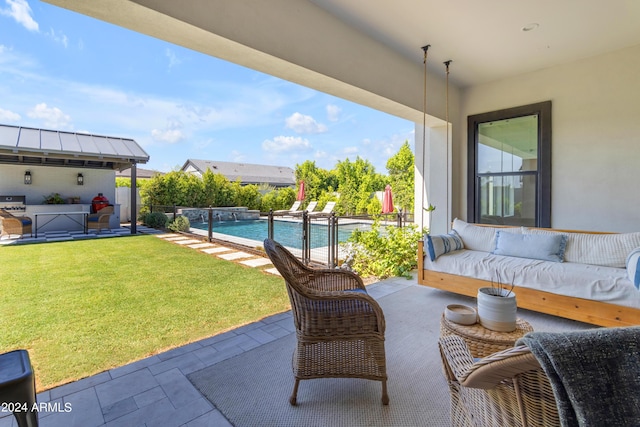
top-left (0, 235), bottom-right (289, 391)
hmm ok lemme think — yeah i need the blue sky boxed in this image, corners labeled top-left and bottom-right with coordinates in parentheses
top-left (0, 0), bottom-right (414, 173)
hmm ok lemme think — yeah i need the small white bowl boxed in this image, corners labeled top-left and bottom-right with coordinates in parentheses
top-left (445, 304), bottom-right (477, 325)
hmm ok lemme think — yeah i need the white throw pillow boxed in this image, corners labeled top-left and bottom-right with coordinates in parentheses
top-left (492, 231), bottom-right (567, 263)
top-left (452, 218), bottom-right (521, 253)
top-left (523, 228), bottom-right (640, 268)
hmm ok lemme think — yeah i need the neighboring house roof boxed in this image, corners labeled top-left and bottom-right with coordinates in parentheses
top-left (182, 159), bottom-right (295, 187)
top-left (0, 124), bottom-right (149, 170)
top-left (116, 167), bottom-right (163, 179)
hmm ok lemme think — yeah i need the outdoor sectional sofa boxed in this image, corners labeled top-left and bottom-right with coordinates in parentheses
top-left (417, 219), bottom-right (640, 327)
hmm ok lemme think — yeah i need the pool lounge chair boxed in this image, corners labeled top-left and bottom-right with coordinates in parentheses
top-left (274, 201), bottom-right (301, 215)
top-left (305, 201), bottom-right (318, 213)
top-left (309, 201), bottom-right (336, 216)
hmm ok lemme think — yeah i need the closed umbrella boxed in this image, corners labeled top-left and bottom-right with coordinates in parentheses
top-left (296, 181), bottom-right (306, 201)
top-left (382, 184), bottom-right (394, 213)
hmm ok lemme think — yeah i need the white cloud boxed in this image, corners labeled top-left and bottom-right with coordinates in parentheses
top-left (0, 108), bottom-right (21, 121)
top-left (326, 104), bottom-right (341, 122)
top-left (151, 128), bottom-right (185, 143)
top-left (27, 103), bottom-right (72, 128)
top-left (151, 119), bottom-right (185, 143)
top-left (45, 28), bottom-right (69, 48)
top-left (343, 146), bottom-right (359, 155)
top-left (230, 150), bottom-right (247, 162)
top-left (1, 0), bottom-right (38, 32)
top-left (262, 135), bottom-right (312, 153)
top-left (165, 48), bottom-right (181, 69)
top-left (285, 112), bottom-right (327, 134)
top-left (314, 150), bottom-right (328, 159)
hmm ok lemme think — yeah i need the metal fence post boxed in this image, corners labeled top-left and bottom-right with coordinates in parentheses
top-left (268, 210), bottom-right (274, 240)
top-left (207, 206), bottom-right (213, 242)
top-left (302, 211), bottom-right (309, 264)
top-left (329, 213), bottom-right (337, 268)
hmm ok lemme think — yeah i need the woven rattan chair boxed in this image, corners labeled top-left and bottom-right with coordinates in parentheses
top-left (0, 209), bottom-right (32, 238)
top-left (263, 238), bottom-right (389, 406)
top-left (87, 205), bottom-right (113, 232)
top-left (439, 334), bottom-right (559, 426)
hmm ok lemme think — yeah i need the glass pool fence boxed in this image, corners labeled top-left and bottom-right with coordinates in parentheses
top-left (151, 205), bottom-right (411, 267)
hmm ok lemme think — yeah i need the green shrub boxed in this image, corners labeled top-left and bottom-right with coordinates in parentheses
top-left (342, 221), bottom-right (424, 279)
top-left (141, 212), bottom-right (168, 229)
top-left (168, 215), bottom-right (190, 232)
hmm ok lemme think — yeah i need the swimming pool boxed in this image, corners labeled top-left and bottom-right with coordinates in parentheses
top-left (190, 219), bottom-right (369, 249)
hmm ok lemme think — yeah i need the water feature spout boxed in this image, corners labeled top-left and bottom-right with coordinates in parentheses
top-left (232, 212), bottom-right (238, 222)
top-left (215, 213), bottom-right (221, 222)
top-left (199, 213), bottom-right (207, 224)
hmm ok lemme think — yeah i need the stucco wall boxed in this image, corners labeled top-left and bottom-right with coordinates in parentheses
top-left (458, 44), bottom-right (640, 232)
top-left (0, 164), bottom-right (116, 206)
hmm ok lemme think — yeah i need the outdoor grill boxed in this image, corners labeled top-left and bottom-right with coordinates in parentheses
top-left (0, 195), bottom-right (27, 212)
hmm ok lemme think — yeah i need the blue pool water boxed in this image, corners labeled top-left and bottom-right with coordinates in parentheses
top-left (190, 219), bottom-right (369, 249)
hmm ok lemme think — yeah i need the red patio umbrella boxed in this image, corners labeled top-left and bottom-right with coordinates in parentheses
top-left (382, 184), bottom-right (394, 213)
top-left (296, 180), bottom-right (306, 201)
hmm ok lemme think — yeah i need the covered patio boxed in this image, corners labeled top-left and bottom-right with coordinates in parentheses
top-left (0, 275), bottom-right (594, 427)
top-left (0, 124), bottom-right (149, 238)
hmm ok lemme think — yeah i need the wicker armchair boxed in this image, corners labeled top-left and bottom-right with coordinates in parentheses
top-left (87, 205), bottom-right (114, 232)
top-left (263, 238), bottom-right (389, 406)
top-left (0, 209), bottom-right (32, 238)
top-left (439, 334), bottom-right (559, 426)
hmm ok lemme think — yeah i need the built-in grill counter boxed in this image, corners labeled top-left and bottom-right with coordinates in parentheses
top-left (1, 195), bottom-right (120, 236)
top-left (26, 203), bottom-right (91, 236)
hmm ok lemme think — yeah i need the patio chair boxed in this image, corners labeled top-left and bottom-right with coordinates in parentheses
top-left (274, 200), bottom-right (301, 215)
top-left (263, 238), bottom-right (389, 405)
top-left (308, 200), bottom-right (336, 216)
top-left (87, 205), bottom-right (114, 232)
top-left (438, 334), bottom-right (559, 426)
top-left (0, 209), bottom-right (32, 238)
top-left (305, 201), bottom-right (318, 213)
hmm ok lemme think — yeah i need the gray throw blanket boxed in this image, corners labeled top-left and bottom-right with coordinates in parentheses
top-left (517, 327), bottom-right (640, 427)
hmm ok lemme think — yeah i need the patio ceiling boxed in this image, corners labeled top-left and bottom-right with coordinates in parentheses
top-left (0, 124), bottom-right (149, 171)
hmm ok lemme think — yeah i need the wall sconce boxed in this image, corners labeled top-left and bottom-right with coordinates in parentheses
top-left (77, 173), bottom-right (84, 186)
top-left (24, 171), bottom-right (32, 185)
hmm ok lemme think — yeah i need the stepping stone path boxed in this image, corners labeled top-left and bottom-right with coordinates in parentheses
top-left (155, 233), bottom-right (280, 276)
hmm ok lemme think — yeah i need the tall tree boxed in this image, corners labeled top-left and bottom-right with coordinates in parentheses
top-left (295, 160), bottom-right (334, 204)
top-left (334, 157), bottom-right (384, 215)
top-left (386, 141), bottom-right (414, 212)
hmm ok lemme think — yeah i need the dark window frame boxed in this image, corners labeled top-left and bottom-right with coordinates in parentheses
top-left (467, 101), bottom-right (552, 227)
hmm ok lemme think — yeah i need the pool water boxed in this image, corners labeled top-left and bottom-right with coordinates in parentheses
top-left (191, 219), bottom-right (368, 249)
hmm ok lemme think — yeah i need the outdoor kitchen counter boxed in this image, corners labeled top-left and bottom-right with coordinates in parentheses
top-left (25, 204), bottom-right (91, 236)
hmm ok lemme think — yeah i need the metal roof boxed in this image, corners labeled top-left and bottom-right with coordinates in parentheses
top-left (182, 159), bottom-right (295, 187)
top-left (0, 124), bottom-right (149, 170)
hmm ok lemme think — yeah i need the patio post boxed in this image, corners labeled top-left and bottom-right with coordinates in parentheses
top-left (130, 162), bottom-right (137, 234)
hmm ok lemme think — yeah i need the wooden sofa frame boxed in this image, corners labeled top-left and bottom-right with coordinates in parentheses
top-left (417, 226), bottom-right (640, 328)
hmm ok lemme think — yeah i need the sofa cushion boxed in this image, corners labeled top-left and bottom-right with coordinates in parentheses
top-left (452, 218), bottom-right (521, 253)
top-left (627, 248), bottom-right (640, 290)
top-left (492, 231), bottom-right (567, 262)
top-left (426, 231), bottom-right (464, 261)
top-left (524, 228), bottom-right (640, 268)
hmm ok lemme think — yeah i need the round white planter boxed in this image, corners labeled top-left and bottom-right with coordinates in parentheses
top-left (477, 287), bottom-right (517, 332)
